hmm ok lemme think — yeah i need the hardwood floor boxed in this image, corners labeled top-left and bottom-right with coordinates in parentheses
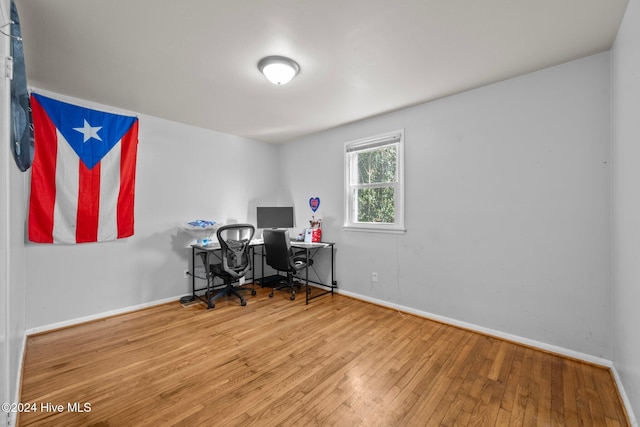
top-left (18, 287), bottom-right (629, 426)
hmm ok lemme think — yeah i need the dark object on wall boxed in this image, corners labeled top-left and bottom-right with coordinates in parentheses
top-left (10, 0), bottom-right (34, 172)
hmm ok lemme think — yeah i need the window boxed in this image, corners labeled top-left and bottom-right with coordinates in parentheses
top-left (344, 129), bottom-right (405, 233)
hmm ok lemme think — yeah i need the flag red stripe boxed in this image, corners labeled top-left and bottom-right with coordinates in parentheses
top-left (28, 93), bottom-right (139, 244)
top-left (76, 161), bottom-right (101, 243)
top-left (117, 120), bottom-right (138, 238)
top-left (28, 96), bottom-right (57, 243)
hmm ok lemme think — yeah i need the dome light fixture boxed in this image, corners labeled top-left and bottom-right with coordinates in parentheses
top-left (258, 56), bottom-right (300, 85)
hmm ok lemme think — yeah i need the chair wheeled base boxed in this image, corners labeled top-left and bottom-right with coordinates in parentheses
top-left (268, 274), bottom-right (309, 301)
top-left (206, 282), bottom-right (256, 309)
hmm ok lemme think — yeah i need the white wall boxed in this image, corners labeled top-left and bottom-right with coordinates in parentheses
top-left (612, 0), bottom-right (640, 420)
top-left (1, 0), bottom-right (28, 423)
top-left (24, 92), bottom-right (280, 329)
top-left (280, 52), bottom-right (612, 359)
top-left (5, 10), bottom-right (635, 421)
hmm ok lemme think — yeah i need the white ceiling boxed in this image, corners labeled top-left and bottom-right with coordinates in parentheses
top-left (15, 0), bottom-right (629, 144)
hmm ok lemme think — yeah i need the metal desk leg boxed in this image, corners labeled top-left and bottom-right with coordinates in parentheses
top-left (192, 246), bottom-right (196, 297)
top-left (305, 248), bottom-right (310, 305)
top-left (261, 246), bottom-right (265, 286)
top-left (331, 244), bottom-right (335, 295)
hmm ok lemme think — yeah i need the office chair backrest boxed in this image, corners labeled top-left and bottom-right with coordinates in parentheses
top-left (216, 224), bottom-right (255, 279)
top-left (262, 229), bottom-right (294, 272)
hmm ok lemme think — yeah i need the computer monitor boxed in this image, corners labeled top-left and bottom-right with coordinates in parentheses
top-left (256, 206), bottom-right (295, 229)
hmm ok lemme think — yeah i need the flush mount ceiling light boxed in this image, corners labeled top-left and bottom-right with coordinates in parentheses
top-left (258, 56), bottom-right (300, 85)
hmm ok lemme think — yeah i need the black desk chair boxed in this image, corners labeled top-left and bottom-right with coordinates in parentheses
top-left (263, 229), bottom-right (312, 301)
top-left (202, 223), bottom-right (256, 309)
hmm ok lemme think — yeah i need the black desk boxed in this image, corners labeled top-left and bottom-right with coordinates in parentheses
top-left (183, 240), bottom-right (337, 306)
top-left (286, 241), bottom-right (337, 305)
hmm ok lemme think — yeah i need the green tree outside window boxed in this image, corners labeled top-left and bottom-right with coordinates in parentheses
top-left (344, 129), bottom-right (405, 233)
top-left (355, 145), bottom-right (397, 223)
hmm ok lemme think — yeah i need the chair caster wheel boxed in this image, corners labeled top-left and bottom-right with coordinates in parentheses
top-left (269, 292), bottom-right (274, 298)
top-left (241, 300), bottom-right (247, 306)
top-left (251, 290), bottom-right (257, 296)
top-left (290, 294), bottom-right (296, 301)
top-left (208, 303), bottom-right (215, 309)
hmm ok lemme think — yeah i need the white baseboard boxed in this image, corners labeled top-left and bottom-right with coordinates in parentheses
top-left (14, 295), bottom-right (185, 427)
top-left (610, 365), bottom-right (639, 427)
top-left (336, 288), bottom-right (611, 365)
top-left (8, 333), bottom-right (27, 427)
top-left (24, 294), bottom-right (184, 336)
top-left (20, 289), bottom-right (638, 426)
top-left (335, 288), bottom-right (638, 425)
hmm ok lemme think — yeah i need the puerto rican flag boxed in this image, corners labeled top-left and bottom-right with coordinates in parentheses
top-left (28, 93), bottom-right (139, 244)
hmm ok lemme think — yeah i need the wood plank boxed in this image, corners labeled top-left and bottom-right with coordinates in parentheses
top-left (17, 288), bottom-right (630, 426)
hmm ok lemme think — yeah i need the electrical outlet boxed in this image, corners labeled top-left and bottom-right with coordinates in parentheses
top-left (372, 272), bottom-right (378, 283)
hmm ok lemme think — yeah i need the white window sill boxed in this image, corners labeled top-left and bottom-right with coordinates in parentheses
top-left (343, 225), bottom-right (406, 234)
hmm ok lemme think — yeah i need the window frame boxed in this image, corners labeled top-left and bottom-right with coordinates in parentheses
top-left (343, 129), bottom-right (406, 234)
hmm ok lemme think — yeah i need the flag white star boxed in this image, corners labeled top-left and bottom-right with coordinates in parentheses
top-left (73, 120), bottom-right (103, 143)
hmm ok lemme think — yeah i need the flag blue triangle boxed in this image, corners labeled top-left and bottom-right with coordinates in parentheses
top-left (32, 93), bottom-right (137, 169)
